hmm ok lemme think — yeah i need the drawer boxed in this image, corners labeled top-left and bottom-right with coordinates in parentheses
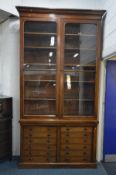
top-left (61, 131), bottom-right (92, 138)
top-left (0, 151), bottom-right (10, 159)
top-left (24, 142), bottom-right (56, 150)
top-left (60, 143), bottom-right (91, 150)
top-left (61, 132), bottom-right (92, 139)
top-left (24, 137), bottom-right (56, 145)
top-left (0, 130), bottom-right (10, 140)
top-left (60, 150), bottom-right (91, 157)
top-left (24, 127), bottom-right (56, 138)
top-left (0, 97), bottom-right (12, 116)
top-left (61, 127), bottom-right (92, 133)
top-left (0, 142), bottom-right (10, 153)
top-left (23, 155), bottom-right (56, 162)
top-left (0, 120), bottom-right (11, 132)
top-left (24, 149), bottom-right (56, 157)
top-left (61, 136), bottom-right (92, 144)
top-left (60, 155), bottom-right (91, 162)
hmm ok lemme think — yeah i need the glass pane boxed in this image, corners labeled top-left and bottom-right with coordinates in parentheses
top-left (24, 21), bottom-right (56, 33)
top-left (24, 49), bottom-right (56, 65)
top-left (24, 35), bottom-right (56, 48)
top-left (24, 99), bottom-right (56, 115)
top-left (24, 71), bottom-right (56, 99)
top-left (24, 21), bottom-right (57, 116)
top-left (64, 23), bottom-right (96, 116)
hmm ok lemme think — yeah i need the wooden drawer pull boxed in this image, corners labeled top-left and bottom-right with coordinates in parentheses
top-left (28, 158), bottom-right (32, 161)
top-left (66, 128), bottom-right (70, 131)
top-left (66, 133), bottom-right (69, 136)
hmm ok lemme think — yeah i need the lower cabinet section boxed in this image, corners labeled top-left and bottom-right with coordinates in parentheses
top-left (22, 127), bottom-right (57, 163)
top-left (20, 124), bottom-right (97, 167)
top-left (60, 127), bottom-right (92, 163)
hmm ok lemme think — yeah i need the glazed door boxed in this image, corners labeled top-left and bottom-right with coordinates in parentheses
top-left (61, 21), bottom-right (97, 117)
top-left (22, 20), bottom-right (58, 117)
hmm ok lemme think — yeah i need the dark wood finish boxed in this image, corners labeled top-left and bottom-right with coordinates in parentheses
top-left (17, 6), bottom-right (106, 19)
top-left (17, 7), bottom-right (106, 168)
top-left (0, 95), bottom-right (12, 161)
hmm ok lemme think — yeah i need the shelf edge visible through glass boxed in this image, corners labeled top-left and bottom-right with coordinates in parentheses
top-left (64, 64), bottom-right (96, 67)
top-left (24, 98), bottom-right (56, 100)
top-left (24, 63), bottom-right (56, 66)
top-left (24, 32), bottom-right (56, 35)
top-left (65, 33), bottom-right (96, 37)
top-left (64, 99), bottom-right (94, 101)
top-left (64, 70), bottom-right (96, 72)
top-left (24, 46), bottom-right (56, 49)
top-left (24, 80), bottom-right (94, 83)
top-left (65, 48), bottom-right (96, 51)
top-left (24, 80), bottom-right (56, 82)
top-left (24, 69), bottom-right (56, 71)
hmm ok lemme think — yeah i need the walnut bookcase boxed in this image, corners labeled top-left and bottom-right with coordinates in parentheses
top-left (17, 6), bottom-right (106, 168)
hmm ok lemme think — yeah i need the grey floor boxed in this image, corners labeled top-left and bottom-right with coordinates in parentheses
top-left (102, 163), bottom-right (116, 175)
top-left (0, 160), bottom-right (108, 175)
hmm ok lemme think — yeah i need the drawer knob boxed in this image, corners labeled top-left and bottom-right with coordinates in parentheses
top-left (66, 146), bottom-right (69, 150)
top-left (65, 139), bottom-right (69, 143)
top-left (66, 128), bottom-right (70, 131)
top-left (28, 158), bottom-right (32, 161)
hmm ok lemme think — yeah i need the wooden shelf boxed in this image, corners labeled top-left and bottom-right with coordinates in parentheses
top-left (64, 69), bottom-right (96, 72)
top-left (24, 46), bottom-right (56, 49)
top-left (24, 98), bottom-right (56, 101)
top-left (64, 99), bottom-right (94, 101)
top-left (64, 81), bottom-right (95, 83)
top-left (24, 32), bottom-right (56, 35)
top-left (65, 33), bottom-right (96, 37)
top-left (24, 63), bottom-right (56, 66)
top-left (24, 80), bottom-right (56, 82)
top-left (24, 46), bottom-right (95, 51)
top-left (24, 68), bottom-right (56, 71)
top-left (64, 64), bottom-right (96, 67)
top-left (24, 80), bottom-right (94, 83)
top-left (24, 32), bottom-right (95, 37)
top-left (65, 47), bottom-right (96, 51)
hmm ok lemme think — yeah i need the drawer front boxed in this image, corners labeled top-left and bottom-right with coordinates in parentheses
top-left (61, 127), bottom-right (92, 133)
top-left (24, 127), bottom-right (56, 138)
top-left (21, 126), bottom-right (57, 163)
top-left (0, 98), bottom-right (12, 116)
top-left (61, 134), bottom-right (92, 144)
top-left (60, 126), bottom-right (94, 163)
top-left (23, 155), bottom-right (56, 162)
top-left (0, 120), bottom-right (11, 132)
top-left (0, 142), bottom-right (11, 159)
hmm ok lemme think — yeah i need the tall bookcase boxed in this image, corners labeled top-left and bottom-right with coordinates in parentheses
top-left (17, 7), bottom-right (106, 168)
